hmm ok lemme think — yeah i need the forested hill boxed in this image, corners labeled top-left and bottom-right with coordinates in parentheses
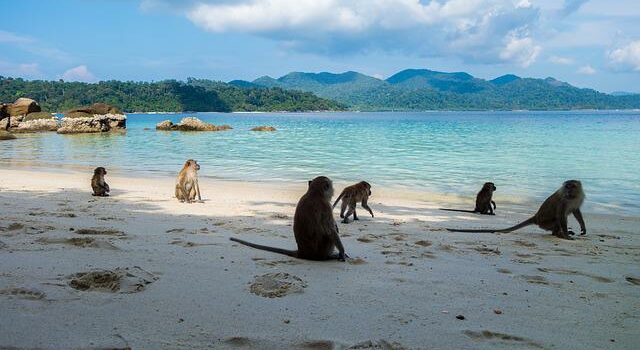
top-left (245, 69), bottom-right (640, 111)
top-left (0, 77), bottom-right (346, 113)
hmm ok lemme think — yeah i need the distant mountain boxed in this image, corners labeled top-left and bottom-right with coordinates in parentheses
top-left (610, 91), bottom-right (639, 96)
top-left (251, 69), bottom-right (640, 111)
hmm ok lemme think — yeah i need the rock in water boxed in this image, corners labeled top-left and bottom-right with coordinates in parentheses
top-left (13, 112), bottom-right (58, 132)
top-left (58, 103), bottom-right (126, 134)
top-left (251, 126), bottom-right (276, 131)
top-left (155, 117), bottom-right (232, 131)
top-left (0, 130), bottom-right (17, 140)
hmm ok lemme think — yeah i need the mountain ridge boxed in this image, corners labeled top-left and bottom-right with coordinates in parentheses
top-left (233, 68), bottom-right (640, 111)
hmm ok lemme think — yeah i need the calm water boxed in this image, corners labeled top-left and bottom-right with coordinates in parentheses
top-left (1, 111), bottom-right (639, 215)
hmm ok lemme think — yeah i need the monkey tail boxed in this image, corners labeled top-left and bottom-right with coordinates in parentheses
top-left (446, 217), bottom-right (536, 233)
top-left (229, 237), bottom-right (297, 257)
top-left (332, 192), bottom-right (345, 208)
top-left (439, 208), bottom-right (477, 213)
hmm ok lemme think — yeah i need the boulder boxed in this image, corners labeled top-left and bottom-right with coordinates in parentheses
top-left (58, 103), bottom-right (126, 134)
top-left (156, 117), bottom-right (232, 131)
top-left (155, 120), bottom-right (174, 130)
top-left (8, 98), bottom-right (41, 118)
top-left (251, 126), bottom-right (276, 132)
top-left (0, 130), bottom-right (16, 140)
top-left (13, 112), bottom-right (58, 132)
top-left (66, 103), bottom-right (122, 115)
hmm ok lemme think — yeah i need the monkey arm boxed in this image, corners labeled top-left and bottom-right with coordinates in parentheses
top-left (362, 199), bottom-right (374, 217)
top-left (573, 209), bottom-right (587, 235)
top-left (557, 204), bottom-right (572, 238)
top-left (332, 223), bottom-right (347, 261)
top-left (492, 200), bottom-right (496, 209)
top-left (195, 179), bottom-right (202, 201)
top-left (103, 182), bottom-right (110, 192)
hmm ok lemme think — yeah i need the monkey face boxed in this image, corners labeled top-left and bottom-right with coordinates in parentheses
top-left (194, 161), bottom-right (200, 171)
top-left (484, 182), bottom-right (496, 191)
top-left (94, 167), bottom-right (106, 175)
top-left (563, 180), bottom-right (582, 198)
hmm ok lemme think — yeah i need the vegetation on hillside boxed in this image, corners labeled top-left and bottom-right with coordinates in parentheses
top-left (0, 77), bottom-right (346, 112)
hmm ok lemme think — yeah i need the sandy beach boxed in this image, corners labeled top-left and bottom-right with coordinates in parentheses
top-left (0, 166), bottom-right (638, 350)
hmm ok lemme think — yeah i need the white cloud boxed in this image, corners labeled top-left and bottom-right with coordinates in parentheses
top-left (0, 30), bottom-right (33, 44)
top-left (607, 40), bottom-right (640, 72)
top-left (0, 30), bottom-right (71, 62)
top-left (548, 55), bottom-right (574, 65)
top-left (577, 65), bottom-right (596, 74)
top-left (61, 65), bottom-right (97, 82)
top-left (0, 60), bottom-right (42, 78)
top-left (500, 34), bottom-right (541, 67)
top-left (148, 0), bottom-right (542, 66)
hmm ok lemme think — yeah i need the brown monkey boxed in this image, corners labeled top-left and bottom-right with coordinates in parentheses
top-left (440, 182), bottom-right (497, 215)
top-left (91, 167), bottom-right (110, 197)
top-left (447, 180), bottom-right (586, 240)
top-left (230, 176), bottom-right (347, 261)
top-left (175, 159), bottom-right (201, 203)
top-left (332, 181), bottom-right (374, 223)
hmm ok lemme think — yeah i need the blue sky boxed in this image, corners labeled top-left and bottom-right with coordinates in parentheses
top-left (1, 0), bottom-right (639, 92)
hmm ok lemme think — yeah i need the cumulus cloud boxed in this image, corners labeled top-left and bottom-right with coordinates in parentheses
top-left (577, 65), bottom-right (596, 74)
top-left (499, 33), bottom-right (541, 67)
top-left (607, 40), bottom-right (640, 72)
top-left (61, 65), bottom-right (97, 82)
top-left (145, 0), bottom-right (542, 66)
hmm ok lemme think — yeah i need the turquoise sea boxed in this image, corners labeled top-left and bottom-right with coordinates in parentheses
top-left (1, 111), bottom-right (639, 216)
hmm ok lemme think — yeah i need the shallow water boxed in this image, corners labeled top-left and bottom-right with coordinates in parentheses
top-left (2, 111), bottom-right (639, 215)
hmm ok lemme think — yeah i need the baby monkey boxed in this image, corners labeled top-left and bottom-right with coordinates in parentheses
top-left (440, 182), bottom-right (497, 215)
top-left (91, 167), bottom-right (110, 197)
top-left (333, 181), bottom-right (374, 223)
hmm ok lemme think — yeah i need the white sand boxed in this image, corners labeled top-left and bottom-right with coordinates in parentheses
top-left (0, 167), bottom-right (639, 349)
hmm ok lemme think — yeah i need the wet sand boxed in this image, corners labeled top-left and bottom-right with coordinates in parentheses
top-left (0, 168), bottom-right (639, 349)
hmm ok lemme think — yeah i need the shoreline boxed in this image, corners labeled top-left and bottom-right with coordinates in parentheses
top-left (1, 167), bottom-right (639, 349)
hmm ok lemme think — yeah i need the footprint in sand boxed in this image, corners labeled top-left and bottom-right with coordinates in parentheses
top-left (253, 258), bottom-right (300, 267)
top-left (464, 330), bottom-right (542, 349)
top-left (166, 228), bottom-right (185, 234)
top-left (346, 340), bottom-right (406, 349)
top-left (249, 272), bottom-right (307, 298)
top-left (357, 234), bottom-right (379, 243)
top-left (75, 228), bottom-right (125, 236)
top-left (0, 287), bottom-right (46, 300)
top-left (497, 268), bottom-right (512, 274)
top-left (473, 245), bottom-right (501, 255)
top-left (0, 240), bottom-right (6, 249)
top-left (537, 267), bottom-right (614, 283)
top-left (68, 267), bottom-right (158, 294)
top-left (347, 257), bottom-right (368, 265)
top-left (414, 240), bottom-right (432, 247)
top-left (625, 276), bottom-right (640, 285)
top-left (170, 239), bottom-right (217, 248)
top-left (37, 237), bottom-right (119, 250)
top-left (270, 213), bottom-right (289, 220)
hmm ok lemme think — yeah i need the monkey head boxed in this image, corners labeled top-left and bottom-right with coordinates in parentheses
top-left (483, 182), bottom-right (496, 192)
top-left (308, 176), bottom-right (334, 200)
top-left (185, 159), bottom-right (200, 171)
top-left (562, 180), bottom-right (583, 199)
top-left (94, 167), bottom-right (107, 175)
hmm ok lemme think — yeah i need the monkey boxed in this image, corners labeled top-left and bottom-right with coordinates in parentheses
top-left (440, 182), bottom-right (497, 215)
top-left (175, 159), bottom-right (201, 203)
top-left (91, 167), bottom-right (110, 197)
top-left (332, 181), bottom-right (374, 223)
top-left (446, 180), bottom-right (586, 240)
top-left (230, 176), bottom-right (347, 261)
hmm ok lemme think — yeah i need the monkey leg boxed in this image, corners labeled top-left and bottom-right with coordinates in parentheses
top-left (353, 207), bottom-right (359, 220)
top-left (342, 205), bottom-right (356, 223)
top-left (340, 201), bottom-right (347, 218)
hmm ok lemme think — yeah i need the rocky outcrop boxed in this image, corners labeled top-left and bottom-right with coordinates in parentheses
top-left (13, 112), bottom-right (58, 132)
top-left (1, 98), bottom-right (42, 128)
top-left (0, 130), bottom-right (16, 140)
top-left (251, 126), bottom-right (276, 132)
top-left (156, 117), bottom-right (232, 131)
top-left (7, 98), bottom-right (41, 119)
top-left (57, 103), bottom-right (126, 134)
